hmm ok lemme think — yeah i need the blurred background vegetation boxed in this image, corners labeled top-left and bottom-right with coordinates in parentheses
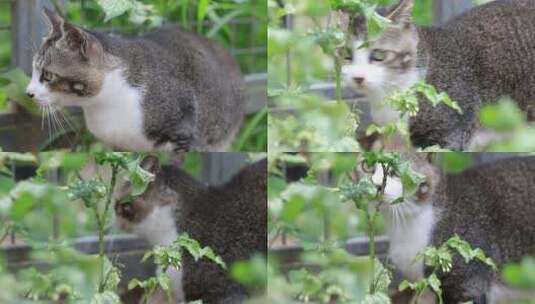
top-left (0, 0), bottom-right (267, 152)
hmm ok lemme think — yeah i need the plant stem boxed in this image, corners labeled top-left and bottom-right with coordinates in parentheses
top-left (334, 56), bottom-right (342, 103)
top-left (97, 164), bottom-right (119, 293)
top-left (368, 211), bottom-right (377, 294)
top-left (368, 163), bottom-right (389, 294)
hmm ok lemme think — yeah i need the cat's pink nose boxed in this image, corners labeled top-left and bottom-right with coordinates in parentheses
top-left (353, 77), bottom-right (365, 85)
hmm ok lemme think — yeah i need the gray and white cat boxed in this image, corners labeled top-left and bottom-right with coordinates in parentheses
top-left (344, 0), bottom-right (535, 150)
top-left (362, 154), bottom-right (535, 303)
top-left (26, 8), bottom-right (245, 152)
top-left (114, 155), bottom-right (267, 303)
top-left (342, 0), bottom-right (421, 127)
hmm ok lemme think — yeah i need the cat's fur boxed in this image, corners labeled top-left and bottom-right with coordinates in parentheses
top-left (115, 156), bottom-right (267, 303)
top-left (363, 154), bottom-right (535, 303)
top-left (344, 0), bottom-right (535, 150)
top-left (429, 156), bottom-right (535, 303)
top-left (342, 0), bottom-right (421, 127)
top-left (27, 8), bottom-right (245, 152)
top-left (359, 153), bottom-right (439, 282)
top-left (410, 0), bottom-right (535, 150)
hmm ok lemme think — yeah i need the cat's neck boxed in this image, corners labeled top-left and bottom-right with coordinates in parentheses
top-left (81, 68), bottom-right (155, 150)
top-left (132, 204), bottom-right (178, 246)
top-left (384, 203), bottom-right (436, 281)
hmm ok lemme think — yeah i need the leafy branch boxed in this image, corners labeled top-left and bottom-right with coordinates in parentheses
top-left (399, 234), bottom-right (497, 304)
top-left (129, 233), bottom-right (226, 303)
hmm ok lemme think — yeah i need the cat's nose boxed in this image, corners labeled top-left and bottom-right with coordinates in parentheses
top-left (353, 77), bottom-right (365, 85)
top-left (26, 91), bottom-right (34, 98)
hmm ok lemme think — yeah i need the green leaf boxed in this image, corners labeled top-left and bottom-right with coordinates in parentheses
top-left (0, 69), bottom-right (40, 115)
top-left (197, 0), bottom-right (210, 32)
top-left (93, 152), bottom-right (130, 168)
top-left (502, 257), bottom-right (535, 289)
top-left (480, 98), bottom-right (525, 132)
top-left (397, 162), bottom-right (425, 197)
top-left (176, 233), bottom-right (226, 269)
top-left (96, 0), bottom-right (136, 22)
top-left (427, 273), bottom-right (442, 296)
top-left (90, 290), bottom-right (121, 304)
top-left (157, 273), bottom-right (171, 291)
top-left (127, 159), bottom-right (155, 196)
top-left (67, 178), bottom-right (107, 208)
top-left (362, 292), bottom-right (391, 304)
top-left (437, 152), bottom-right (472, 174)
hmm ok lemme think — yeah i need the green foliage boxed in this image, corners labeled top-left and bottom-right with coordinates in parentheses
top-left (400, 234), bottom-right (497, 304)
top-left (0, 69), bottom-right (39, 114)
top-left (175, 233), bottom-right (226, 269)
top-left (68, 178), bottom-right (107, 208)
top-left (95, 0), bottom-right (162, 26)
top-left (268, 93), bottom-right (361, 152)
top-left (435, 152), bottom-right (473, 174)
top-left (476, 98), bottom-right (535, 152)
top-left (130, 233), bottom-right (226, 302)
top-left (503, 257), bottom-right (535, 290)
top-left (234, 108), bottom-right (268, 152)
top-left (231, 254), bottom-right (268, 291)
top-left (0, 152), bottom-right (232, 302)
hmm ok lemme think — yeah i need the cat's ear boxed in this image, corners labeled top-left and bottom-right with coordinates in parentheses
top-left (59, 21), bottom-right (103, 60)
top-left (140, 155), bottom-right (161, 174)
top-left (387, 0), bottom-right (413, 25)
top-left (41, 7), bottom-right (63, 38)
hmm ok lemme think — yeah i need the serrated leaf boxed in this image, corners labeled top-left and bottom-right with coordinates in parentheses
top-left (96, 0), bottom-right (136, 21)
top-left (90, 290), bottom-right (121, 304)
top-left (67, 178), bottom-right (107, 208)
top-left (127, 160), bottom-right (155, 196)
top-left (157, 273), bottom-right (171, 291)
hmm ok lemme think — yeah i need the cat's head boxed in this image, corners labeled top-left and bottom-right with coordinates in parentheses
top-left (342, 0), bottom-right (420, 103)
top-left (357, 153), bottom-right (439, 221)
top-left (26, 8), bottom-right (116, 107)
top-left (114, 155), bottom-right (178, 234)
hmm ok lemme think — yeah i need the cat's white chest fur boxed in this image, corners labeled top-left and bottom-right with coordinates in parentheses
top-left (130, 205), bottom-right (185, 302)
top-left (386, 205), bottom-right (435, 281)
top-left (372, 166), bottom-right (435, 282)
top-left (82, 69), bottom-right (156, 151)
top-left (131, 205), bottom-right (178, 246)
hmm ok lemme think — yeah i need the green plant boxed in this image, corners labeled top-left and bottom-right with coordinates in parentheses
top-left (0, 152), bottom-right (235, 303)
top-left (128, 233), bottom-right (226, 303)
top-left (337, 152), bottom-right (425, 297)
top-left (399, 235), bottom-right (496, 304)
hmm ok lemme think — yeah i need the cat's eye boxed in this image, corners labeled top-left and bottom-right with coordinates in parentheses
top-left (370, 49), bottom-right (387, 62)
top-left (361, 162), bottom-right (375, 173)
top-left (41, 70), bottom-right (56, 82)
top-left (418, 182), bottom-right (430, 194)
top-left (71, 82), bottom-right (85, 93)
